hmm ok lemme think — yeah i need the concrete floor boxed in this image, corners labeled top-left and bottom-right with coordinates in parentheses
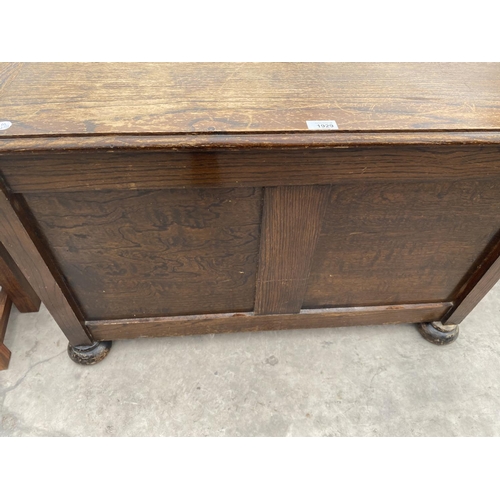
top-left (1, 283), bottom-right (500, 437)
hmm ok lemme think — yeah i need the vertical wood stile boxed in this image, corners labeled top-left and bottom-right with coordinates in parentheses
top-left (0, 185), bottom-right (93, 346)
top-left (254, 185), bottom-right (330, 315)
top-left (0, 289), bottom-right (13, 370)
top-left (443, 235), bottom-right (500, 325)
top-left (0, 242), bottom-right (41, 312)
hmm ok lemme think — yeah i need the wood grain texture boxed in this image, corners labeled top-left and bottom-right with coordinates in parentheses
top-left (303, 179), bottom-right (500, 308)
top-left (24, 188), bottom-right (262, 320)
top-left (0, 288), bottom-right (12, 343)
top-left (0, 343), bottom-right (11, 370)
top-left (1, 63), bottom-right (500, 140)
top-left (255, 186), bottom-right (330, 314)
top-left (0, 185), bottom-right (92, 345)
top-left (0, 63), bottom-right (23, 95)
top-left (2, 131), bottom-right (500, 154)
top-left (1, 62), bottom-right (500, 345)
top-left (0, 288), bottom-right (13, 370)
top-left (2, 146), bottom-right (500, 194)
top-left (0, 242), bottom-right (41, 312)
top-left (443, 234), bottom-right (500, 324)
top-left (87, 302), bottom-right (453, 340)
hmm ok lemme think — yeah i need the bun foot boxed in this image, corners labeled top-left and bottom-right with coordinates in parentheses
top-left (417, 321), bottom-right (459, 345)
top-left (67, 340), bottom-right (112, 365)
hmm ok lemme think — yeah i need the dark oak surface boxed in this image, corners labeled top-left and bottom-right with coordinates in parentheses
top-left (2, 131), bottom-right (500, 153)
top-left (304, 179), bottom-right (500, 308)
top-left (1, 63), bottom-right (500, 351)
top-left (255, 185), bottom-right (329, 314)
top-left (1, 63), bottom-right (500, 140)
top-left (87, 302), bottom-right (452, 341)
top-left (444, 236), bottom-right (500, 325)
top-left (0, 186), bottom-right (92, 345)
top-left (2, 146), bottom-right (500, 193)
top-left (24, 188), bottom-right (262, 320)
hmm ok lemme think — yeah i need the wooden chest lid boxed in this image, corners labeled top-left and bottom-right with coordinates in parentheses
top-left (1, 63), bottom-right (500, 149)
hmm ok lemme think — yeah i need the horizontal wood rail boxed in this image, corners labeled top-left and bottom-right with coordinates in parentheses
top-left (87, 302), bottom-right (453, 341)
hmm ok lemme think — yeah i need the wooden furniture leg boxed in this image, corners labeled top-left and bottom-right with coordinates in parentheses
top-left (0, 242), bottom-right (41, 313)
top-left (0, 241), bottom-right (42, 370)
top-left (3, 63), bottom-right (500, 366)
top-left (0, 187), bottom-right (97, 351)
top-left (0, 289), bottom-right (13, 370)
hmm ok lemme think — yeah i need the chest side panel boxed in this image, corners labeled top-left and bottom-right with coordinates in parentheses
top-left (3, 144), bottom-right (500, 327)
top-left (303, 179), bottom-right (500, 308)
top-left (23, 188), bottom-right (262, 320)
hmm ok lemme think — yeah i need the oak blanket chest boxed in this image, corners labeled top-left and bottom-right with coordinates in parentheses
top-left (1, 63), bottom-right (500, 364)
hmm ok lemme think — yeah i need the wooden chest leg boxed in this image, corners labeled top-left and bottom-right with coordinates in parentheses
top-left (0, 344), bottom-right (11, 370)
top-left (0, 242), bottom-right (41, 313)
top-left (0, 186), bottom-right (93, 348)
top-left (0, 289), bottom-right (13, 371)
